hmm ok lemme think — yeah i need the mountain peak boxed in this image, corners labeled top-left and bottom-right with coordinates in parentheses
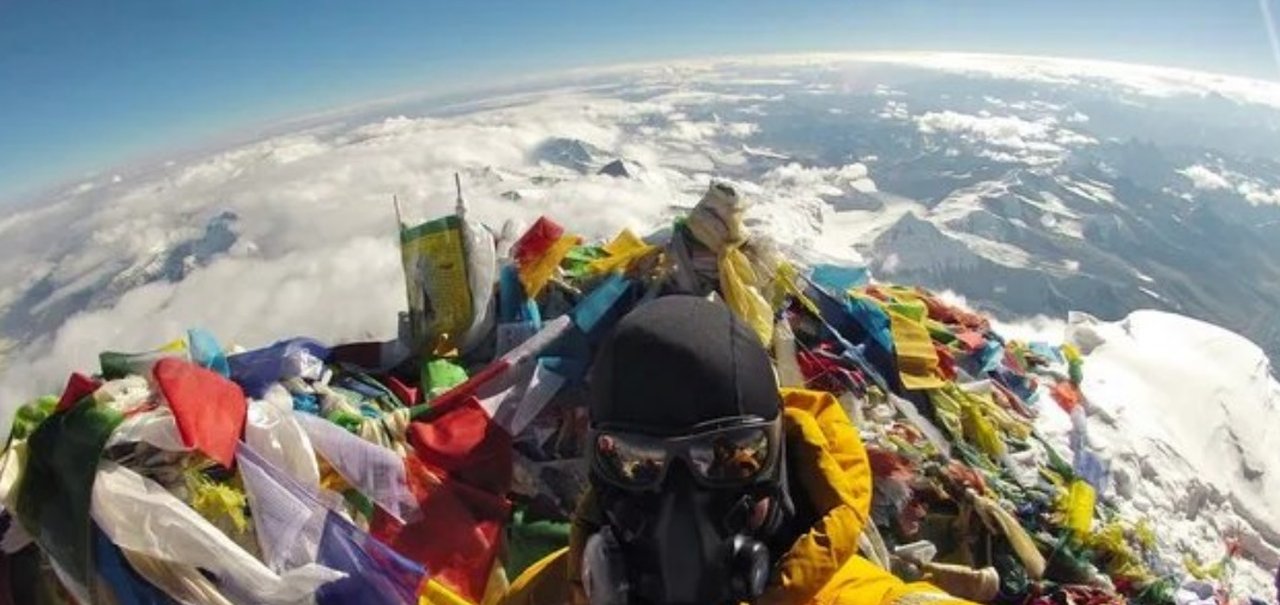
top-left (531, 137), bottom-right (608, 174)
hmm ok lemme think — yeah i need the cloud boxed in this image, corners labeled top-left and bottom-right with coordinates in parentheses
top-left (1178, 164), bottom-right (1280, 205)
top-left (991, 314), bottom-right (1070, 344)
top-left (569, 51), bottom-right (1280, 111)
top-left (1238, 180), bottom-right (1280, 206)
top-left (872, 84), bottom-right (905, 97)
top-left (913, 111), bottom-right (1093, 163)
top-left (854, 51), bottom-right (1280, 111)
top-left (0, 236), bottom-right (406, 399)
top-left (1178, 164), bottom-right (1232, 190)
top-left (761, 161), bottom-right (878, 196)
top-left (877, 100), bottom-right (909, 120)
top-left (1053, 129), bottom-right (1096, 147)
top-left (934, 289), bottom-right (1069, 342)
top-left (916, 111), bottom-right (1054, 150)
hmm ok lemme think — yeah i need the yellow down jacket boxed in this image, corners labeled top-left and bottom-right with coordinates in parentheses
top-left (498, 388), bottom-right (973, 605)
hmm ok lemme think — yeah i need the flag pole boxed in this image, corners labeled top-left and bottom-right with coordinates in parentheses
top-left (454, 172), bottom-right (467, 217)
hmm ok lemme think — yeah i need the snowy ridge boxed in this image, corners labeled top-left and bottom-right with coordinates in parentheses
top-left (1058, 311), bottom-right (1280, 597)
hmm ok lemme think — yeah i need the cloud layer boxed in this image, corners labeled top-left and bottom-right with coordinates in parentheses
top-left (3, 50), bottom-right (1279, 417)
top-left (0, 81), bottom-right (845, 408)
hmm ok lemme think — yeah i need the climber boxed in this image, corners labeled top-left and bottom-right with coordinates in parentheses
top-left (502, 295), bottom-right (972, 605)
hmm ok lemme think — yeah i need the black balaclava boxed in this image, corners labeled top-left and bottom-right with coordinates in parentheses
top-left (586, 296), bottom-right (787, 605)
top-left (591, 295), bottom-right (780, 431)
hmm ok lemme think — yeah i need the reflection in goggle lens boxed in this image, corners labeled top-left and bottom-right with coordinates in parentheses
top-left (689, 429), bottom-right (770, 482)
top-left (597, 434), bottom-right (667, 485)
top-left (595, 425), bottom-right (772, 488)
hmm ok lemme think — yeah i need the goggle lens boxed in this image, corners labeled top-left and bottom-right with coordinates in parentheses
top-left (688, 427), bottom-right (771, 482)
top-left (592, 420), bottom-right (778, 490)
top-left (596, 434), bottom-right (668, 486)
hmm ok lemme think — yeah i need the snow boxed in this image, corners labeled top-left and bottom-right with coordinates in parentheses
top-left (946, 231), bottom-right (1034, 268)
top-left (820, 194), bottom-right (923, 249)
top-left (1059, 176), bottom-right (1118, 206)
top-left (1137, 286), bottom-right (1163, 301)
top-left (1064, 311), bottom-right (1280, 599)
top-left (1035, 191), bottom-right (1077, 217)
top-left (958, 302), bottom-right (1280, 600)
top-left (1025, 192), bottom-right (1084, 239)
top-left (930, 178), bottom-right (1009, 223)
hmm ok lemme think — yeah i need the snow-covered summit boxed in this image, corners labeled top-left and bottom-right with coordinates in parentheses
top-left (1063, 310), bottom-right (1280, 597)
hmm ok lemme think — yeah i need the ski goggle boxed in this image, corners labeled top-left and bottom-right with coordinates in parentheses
top-left (588, 417), bottom-right (782, 491)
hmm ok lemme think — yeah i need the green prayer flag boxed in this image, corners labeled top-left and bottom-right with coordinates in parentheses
top-left (422, 358), bottom-right (468, 400)
top-left (16, 398), bottom-right (124, 589)
top-left (8, 396), bottom-right (57, 442)
top-left (504, 508), bottom-right (570, 578)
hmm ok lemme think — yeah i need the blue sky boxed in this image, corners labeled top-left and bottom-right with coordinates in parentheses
top-left (2, 0), bottom-right (1278, 203)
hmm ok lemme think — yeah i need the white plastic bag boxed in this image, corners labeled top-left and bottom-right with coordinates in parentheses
top-left (244, 391), bottom-right (321, 487)
top-left (771, 319), bottom-right (805, 389)
top-left (238, 446), bottom-right (329, 574)
top-left (109, 406), bottom-right (189, 452)
top-left (92, 461), bottom-right (343, 604)
top-left (459, 216), bottom-right (497, 355)
top-left (293, 412), bottom-right (417, 522)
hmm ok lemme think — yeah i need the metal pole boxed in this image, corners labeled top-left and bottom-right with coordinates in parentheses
top-left (454, 172), bottom-right (466, 217)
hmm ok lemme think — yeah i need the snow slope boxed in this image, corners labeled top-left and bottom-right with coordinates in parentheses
top-left (1064, 310), bottom-right (1280, 599)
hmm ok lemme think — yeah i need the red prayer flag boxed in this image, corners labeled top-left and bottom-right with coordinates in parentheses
top-left (511, 217), bottom-right (564, 267)
top-left (374, 457), bottom-right (508, 603)
top-left (955, 330), bottom-right (987, 352)
top-left (866, 446), bottom-right (915, 482)
top-left (377, 397), bottom-right (513, 602)
top-left (934, 343), bottom-right (957, 380)
top-left (153, 358), bottom-right (247, 468)
top-left (1050, 380), bottom-right (1082, 414)
top-left (383, 375), bottom-right (420, 407)
top-left (408, 397), bottom-right (512, 493)
top-left (55, 373), bottom-right (101, 413)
